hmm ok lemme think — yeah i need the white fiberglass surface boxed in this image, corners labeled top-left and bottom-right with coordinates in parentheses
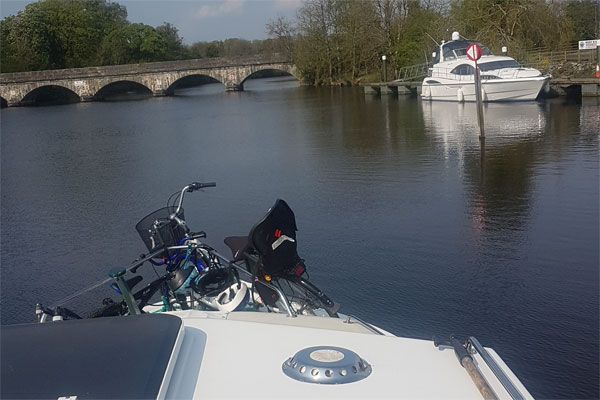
top-left (163, 312), bottom-right (525, 399)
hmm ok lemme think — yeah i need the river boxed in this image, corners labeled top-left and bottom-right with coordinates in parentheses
top-left (1, 77), bottom-right (598, 398)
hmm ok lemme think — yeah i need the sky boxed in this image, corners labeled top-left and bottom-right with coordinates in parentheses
top-left (0, 0), bottom-right (301, 43)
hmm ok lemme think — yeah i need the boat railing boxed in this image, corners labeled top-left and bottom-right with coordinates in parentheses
top-left (343, 314), bottom-right (385, 335)
top-left (212, 250), bottom-right (299, 318)
top-left (41, 244), bottom-right (300, 320)
top-left (396, 62), bottom-right (431, 82)
top-left (430, 67), bottom-right (475, 81)
top-left (430, 66), bottom-right (536, 81)
top-left (467, 337), bottom-right (525, 400)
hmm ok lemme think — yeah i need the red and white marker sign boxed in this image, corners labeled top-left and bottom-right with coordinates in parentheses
top-left (466, 43), bottom-right (482, 61)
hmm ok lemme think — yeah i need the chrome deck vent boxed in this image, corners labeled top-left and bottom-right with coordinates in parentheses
top-left (282, 346), bottom-right (371, 384)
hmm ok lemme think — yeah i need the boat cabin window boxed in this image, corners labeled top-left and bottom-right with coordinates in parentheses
top-left (443, 47), bottom-right (456, 61)
top-left (441, 40), bottom-right (492, 61)
top-left (450, 64), bottom-right (475, 75)
top-left (479, 60), bottom-right (521, 71)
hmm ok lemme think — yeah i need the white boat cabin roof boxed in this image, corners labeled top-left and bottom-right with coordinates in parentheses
top-left (433, 39), bottom-right (495, 64)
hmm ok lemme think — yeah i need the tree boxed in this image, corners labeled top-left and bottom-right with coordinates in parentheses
top-left (373, 0), bottom-right (403, 55)
top-left (565, 0), bottom-right (599, 41)
top-left (156, 22), bottom-right (187, 60)
top-left (2, 4), bottom-right (55, 71)
top-left (393, 1), bottom-right (441, 68)
top-left (266, 16), bottom-right (296, 58)
top-left (449, 0), bottom-right (572, 53)
top-left (0, 0), bottom-right (127, 72)
top-left (223, 38), bottom-right (253, 57)
top-left (295, 0), bottom-right (347, 84)
top-left (99, 23), bottom-right (167, 65)
top-left (338, 1), bottom-right (381, 78)
top-left (205, 41), bottom-right (224, 58)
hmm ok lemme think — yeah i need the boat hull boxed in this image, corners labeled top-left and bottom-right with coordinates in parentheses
top-left (421, 76), bottom-right (549, 102)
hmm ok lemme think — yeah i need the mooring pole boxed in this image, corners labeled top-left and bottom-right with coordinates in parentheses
top-left (596, 42), bottom-right (600, 78)
top-left (474, 61), bottom-right (485, 139)
top-left (467, 43), bottom-right (485, 140)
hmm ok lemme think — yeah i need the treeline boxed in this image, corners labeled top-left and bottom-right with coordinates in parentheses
top-left (270, 0), bottom-right (599, 84)
top-left (0, 0), bottom-right (280, 73)
top-left (1, 0), bottom-right (598, 84)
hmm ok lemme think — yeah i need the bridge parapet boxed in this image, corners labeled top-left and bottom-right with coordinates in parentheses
top-left (0, 55), bottom-right (292, 84)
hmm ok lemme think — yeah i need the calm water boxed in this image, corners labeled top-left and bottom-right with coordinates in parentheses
top-left (1, 78), bottom-right (598, 398)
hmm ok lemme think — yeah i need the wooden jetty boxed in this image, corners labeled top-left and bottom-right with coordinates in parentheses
top-left (363, 78), bottom-right (600, 97)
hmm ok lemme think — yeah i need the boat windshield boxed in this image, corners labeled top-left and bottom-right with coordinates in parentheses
top-left (479, 60), bottom-right (521, 71)
top-left (441, 40), bottom-right (492, 61)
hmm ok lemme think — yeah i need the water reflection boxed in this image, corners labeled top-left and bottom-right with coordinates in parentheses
top-left (423, 101), bottom-right (548, 252)
top-left (422, 101), bottom-right (547, 149)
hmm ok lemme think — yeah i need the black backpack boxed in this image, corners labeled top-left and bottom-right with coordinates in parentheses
top-left (248, 199), bottom-right (304, 278)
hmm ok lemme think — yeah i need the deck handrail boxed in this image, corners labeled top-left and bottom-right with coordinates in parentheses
top-left (467, 336), bottom-right (525, 400)
top-left (343, 314), bottom-right (385, 335)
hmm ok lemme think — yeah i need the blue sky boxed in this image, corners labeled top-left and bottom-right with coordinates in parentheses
top-left (0, 0), bottom-right (301, 43)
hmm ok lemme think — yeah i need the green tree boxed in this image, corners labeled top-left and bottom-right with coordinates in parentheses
top-left (156, 22), bottom-right (187, 60)
top-left (205, 41), bottom-right (224, 58)
top-left (0, 0), bottom-right (127, 72)
top-left (1, 4), bottom-right (54, 71)
top-left (44, 0), bottom-right (128, 67)
top-left (393, 1), bottom-right (440, 68)
top-left (99, 23), bottom-right (167, 65)
top-left (295, 0), bottom-right (348, 84)
top-left (223, 38), bottom-right (253, 57)
top-left (565, 0), bottom-right (599, 41)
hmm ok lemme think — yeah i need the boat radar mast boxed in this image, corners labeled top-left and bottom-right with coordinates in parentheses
top-left (452, 31), bottom-right (460, 41)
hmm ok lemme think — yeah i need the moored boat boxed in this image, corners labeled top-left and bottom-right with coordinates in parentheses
top-left (422, 32), bottom-right (549, 102)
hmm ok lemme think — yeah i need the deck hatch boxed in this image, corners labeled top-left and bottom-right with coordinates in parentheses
top-left (282, 346), bottom-right (371, 384)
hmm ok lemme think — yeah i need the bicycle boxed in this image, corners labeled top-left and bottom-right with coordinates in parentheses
top-left (37, 182), bottom-right (338, 322)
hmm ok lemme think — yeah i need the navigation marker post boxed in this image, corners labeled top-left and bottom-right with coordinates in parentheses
top-left (467, 43), bottom-right (484, 139)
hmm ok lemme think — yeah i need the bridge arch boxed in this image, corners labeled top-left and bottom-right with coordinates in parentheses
top-left (240, 68), bottom-right (299, 86)
top-left (21, 85), bottom-right (80, 106)
top-left (240, 64), bottom-right (299, 86)
top-left (94, 80), bottom-right (152, 101)
top-left (165, 74), bottom-right (223, 95)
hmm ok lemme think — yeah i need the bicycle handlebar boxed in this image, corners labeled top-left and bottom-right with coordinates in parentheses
top-left (189, 182), bottom-right (216, 191)
top-left (174, 182), bottom-right (217, 216)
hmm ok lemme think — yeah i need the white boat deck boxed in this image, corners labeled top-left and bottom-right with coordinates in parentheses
top-left (164, 310), bottom-right (533, 399)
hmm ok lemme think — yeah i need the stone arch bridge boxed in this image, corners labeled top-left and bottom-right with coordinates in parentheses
top-left (0, 55), bottom-right (298, 107)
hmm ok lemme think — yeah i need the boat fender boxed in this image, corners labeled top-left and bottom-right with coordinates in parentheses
top-left (457, 88), bottom-right (464, 102)
top-left (481, 87), bottom-right (488, 102)
top-left (423, 86), bottom-right (431, 99)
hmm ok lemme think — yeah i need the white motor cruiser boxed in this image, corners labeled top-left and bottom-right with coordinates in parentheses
top-left (422, 32), bottom-right (549, 102)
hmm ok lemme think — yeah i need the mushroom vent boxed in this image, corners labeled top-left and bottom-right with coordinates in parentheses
top-left (282, 346), bottom-right (371, 384)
